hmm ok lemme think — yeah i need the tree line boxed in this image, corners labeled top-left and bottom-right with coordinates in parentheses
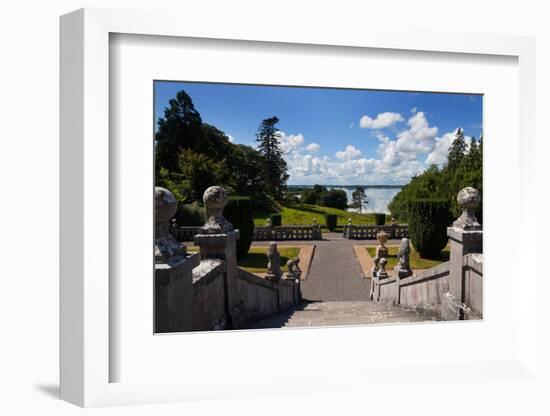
top-left (388, 128), bottom-right (483, 223)
top-left (155, 90), bottom-right (289, 212)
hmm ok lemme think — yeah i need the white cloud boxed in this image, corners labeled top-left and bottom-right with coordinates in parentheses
top-left (374, 111), bottom-right (438, 170)
top-left (306, 143), bottom-right (320, 153)
top-left (410, 107), bottom-right (417, 113)
top-left (359, 112), bottom-right (404, 129)
top-left (278, 132), bottom-right (304, 154)
top-left (282, 113), bottom-right (461, 186)
top-left (335, 145), bottom-right (362, 160)
top-left (349, 122), bottom-right (355, 128)
top-left (425, 129), bottom-right (473, 166)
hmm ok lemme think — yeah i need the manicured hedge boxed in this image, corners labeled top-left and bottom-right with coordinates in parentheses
top-left (325, 214), bottom-right (337, 231)
top-left (374, 213), bottom-right (386, 226)
top-left (175, 202), bottom-right (205, 226)
top-left (408, 199), bottom-right (450, 258)
top-left (224, 196), bottom-right (254, 258)
top-left (269, 213), bottom-right (282, 227)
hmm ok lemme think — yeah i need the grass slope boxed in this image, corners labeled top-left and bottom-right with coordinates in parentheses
top-left (366, 245), bottom-right (450, 269)
top-left (253, 202), bottom-right (386, 231)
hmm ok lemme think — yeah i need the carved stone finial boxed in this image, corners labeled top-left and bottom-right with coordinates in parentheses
top-left (266, 218), bottom-right (272, 227)
top-left (377, 257), bottom-right (388, 279)
top-left (348, 217), bottom-right (352, 225)
top-left (396, 237), bottom-right (413, 278)
top-left (266, 241), bottom-right (282, 281)
top-left (286, 257), bottom-right (302, 279)
top-left (453, 187), bottom-right (481, 231)
top-left (155, 186), bottom-right (186, 263)
top-left (376, 230), bottom-right (389, 258)
top-left (201, 186), bottom-right (234, 234)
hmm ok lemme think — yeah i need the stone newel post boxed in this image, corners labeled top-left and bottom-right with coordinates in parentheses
top-left (442, 187), bottom-right (483, 320)
top-left (154, 187), bottom-right (199, 333)
top-left (193, 186), bottom-right (240, 327)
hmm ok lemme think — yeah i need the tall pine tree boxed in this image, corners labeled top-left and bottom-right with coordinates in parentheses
top-left (255, 117), bottom-right (289, 199)
top-left (446, 128), bottom-right (466, 171)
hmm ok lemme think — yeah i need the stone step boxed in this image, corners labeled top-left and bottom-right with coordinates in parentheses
top-left (250, 301), bottom-right (439, 329)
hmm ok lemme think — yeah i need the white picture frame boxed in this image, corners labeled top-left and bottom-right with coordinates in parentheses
top-left (60, 7), bottom-right (537, 408)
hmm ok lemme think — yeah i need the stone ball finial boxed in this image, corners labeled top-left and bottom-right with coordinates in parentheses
top-left (457, 187), bottom-right (480, 210)
top-left (155, 186), bottom-right (177, 224)
top-left (203, 186), bottom-right (228, 211)
top-left (453, 187), bottom-right (481, 231)
top-left (201, 186), bottom-right (233, 234)
top-left (154, 187), bottom-right (185, 264)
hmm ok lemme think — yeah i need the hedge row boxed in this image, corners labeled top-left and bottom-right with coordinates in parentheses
top-left (408, 199), bottom-right (450, 258)
top-left (324, 214), bottom-right (337, 231)
top-left (224, 196), bottom-right (254, 259)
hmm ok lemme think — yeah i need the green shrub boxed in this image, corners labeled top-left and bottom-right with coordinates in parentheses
top-left (224, 196), bottom-right (254, 258)
top-left (408, 199), bottom-right (451, 258)
top-left (175, 202), bottom-right (205, 226)
top-left (270, 213), bottom-right (282, 227)
top-left (301, 190), bottom-right (318, 204)
top-left (325, 214), bottom-right (337, 231)
top-left (374, 213), bottom-right (386, 226)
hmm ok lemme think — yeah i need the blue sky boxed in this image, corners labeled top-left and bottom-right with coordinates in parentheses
top-left (154, 81), bottom-right (482, 185)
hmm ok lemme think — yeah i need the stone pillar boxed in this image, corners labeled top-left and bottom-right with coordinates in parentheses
top-left (193, 186), bottom-right (241, 328)
top-left (442, 187), bottom-right (483, 321)
top-left (154, 187), bottom-right (199, 333)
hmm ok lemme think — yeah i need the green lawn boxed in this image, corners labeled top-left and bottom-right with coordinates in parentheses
top-left (188, 246), bottom-right (300, 274)
top-left (366, 245), bottom-right (450, 269)
top-left (253, 202), bottom-right (387, 231)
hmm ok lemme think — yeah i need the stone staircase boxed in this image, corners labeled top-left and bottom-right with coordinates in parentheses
top-left (250, 300), bottom-right (440, 329)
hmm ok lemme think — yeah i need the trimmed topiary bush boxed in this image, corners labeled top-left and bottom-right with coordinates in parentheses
top-left (374, 213), bottom-right (386, 226)
top-left (269, 213), bottom-right (282, 227)
top-left (175, 202), bottom-right (205, 226)
top-left (408, 199), bottom-right (451, 258)
top-left (224, 196), bottom-right (254, 259)
top-left (325, 214), bottom-right (337, 231)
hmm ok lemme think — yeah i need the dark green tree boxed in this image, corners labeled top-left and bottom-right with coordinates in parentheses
top-left (351, 186), bottom-right (368, 213)
top-left (155, 90), bottom-right (205, 173)
top-left (320, 189), bottom-right (348, 210)
top-left (176, 149), bottom-right (227, 203)
top-left (447, 128), bottom-right (466, 172)
top-left (255, 117), bottom-right (289, 199)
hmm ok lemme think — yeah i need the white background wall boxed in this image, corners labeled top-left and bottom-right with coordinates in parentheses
top-left (0, 0), bottom-right (548, 414)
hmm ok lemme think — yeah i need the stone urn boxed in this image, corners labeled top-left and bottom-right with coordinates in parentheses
top-left (376, 230), bottom-right (389, 258)
top-left (376, 230), bottom-right (389, 246)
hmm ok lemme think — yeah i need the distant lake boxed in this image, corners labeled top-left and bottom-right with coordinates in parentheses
top-left (291, 185), bottom-right (403, 214)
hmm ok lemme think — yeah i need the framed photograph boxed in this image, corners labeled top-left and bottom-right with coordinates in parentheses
top-left (60, 8), bottom-right (537, 407)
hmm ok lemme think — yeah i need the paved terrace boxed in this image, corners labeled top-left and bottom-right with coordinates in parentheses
top-left (251, 233), bottom-right (402, 302)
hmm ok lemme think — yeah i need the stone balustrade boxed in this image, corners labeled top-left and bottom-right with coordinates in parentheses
top-left (171, 225), bottom-right (323, 242)
top-left (370, 187), bottom-right (483, 321)
top-left (253, 225), bottom-right (322, 241)
top-left (343, 224), bottom-right (408, 240)
top-left (156, 186), bottom-right (301, 333)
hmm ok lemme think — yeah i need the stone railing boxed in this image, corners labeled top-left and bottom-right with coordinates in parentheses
top-left (344, 224), bottom-right (408, 239)
top-left (253, 225), bottom-right (322, 241)
top-left (155, 186), bottom-right (302, 333)
top-left (370, 187), bottom-right (483, 321)
top-left (171, 225), bottom-right (323, 242)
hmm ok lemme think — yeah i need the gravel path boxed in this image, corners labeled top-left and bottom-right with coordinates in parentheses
top-left (300, 236), bottom-right (371, 301)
